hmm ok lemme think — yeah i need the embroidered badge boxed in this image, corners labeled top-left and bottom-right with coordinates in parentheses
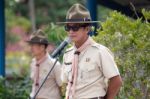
top-left (85, 58), bottom-right (90, 62)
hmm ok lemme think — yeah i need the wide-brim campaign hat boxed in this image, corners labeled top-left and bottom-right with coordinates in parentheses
top-left (57, 3), bottom-right (99, 24)
top-left (26, 29), bottom-right (49, 45)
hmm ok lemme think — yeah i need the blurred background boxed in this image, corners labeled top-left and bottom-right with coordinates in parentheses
top-left (0, 0), bottom-right (150, 98)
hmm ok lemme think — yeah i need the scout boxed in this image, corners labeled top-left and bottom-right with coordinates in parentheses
top-left (61, 3), bottom-right (122, 99)
top-left (27, 29), bottom-right (62, 99)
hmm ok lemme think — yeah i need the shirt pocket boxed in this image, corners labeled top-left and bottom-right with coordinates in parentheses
top-left (80, 62), bottom-right (96, 82)
top-left (64, 62), bottom-right (72, 81)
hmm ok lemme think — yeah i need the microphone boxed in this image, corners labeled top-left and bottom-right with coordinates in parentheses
top-left (51, 37), bottom-right (71, 58)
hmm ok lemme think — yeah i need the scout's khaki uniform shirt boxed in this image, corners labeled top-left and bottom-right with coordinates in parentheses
top-left (30, 53), bottom-right (62, 99)
top-left (62, 38), bottom-right (120, 99)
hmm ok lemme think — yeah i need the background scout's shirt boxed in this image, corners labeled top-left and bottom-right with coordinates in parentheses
top-left (30, 53), bottom-right (62, 99)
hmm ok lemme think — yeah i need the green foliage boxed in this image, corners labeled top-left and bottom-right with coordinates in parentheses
top-left (98, 5), bottom-right (112, 21)
top-left (5, 8), bottom-right (31, 44)
top-left (6, 52), bottom-right (31, 75)
top-left (0, 75), bottom-right (32, 99)
top-left (5, 0), bottom-right (84, 27)
top-left (5, 9), bottom-right (31, 31)
top-left (93, 11), bottom-right (150, 99)
top-left (44, 23), bottom-right (68, 61)
top-left (44, 23), bottom-right (67, 45)
top-left (33, 0), bottom-right (84, 26)
top-left (5, 0), bottom-right (29, 17)
top-left (142, 9), bottom-right (150, 21)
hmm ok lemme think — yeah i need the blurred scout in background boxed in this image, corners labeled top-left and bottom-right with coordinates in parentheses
top-left (27, 29), bottom-right (62, 99)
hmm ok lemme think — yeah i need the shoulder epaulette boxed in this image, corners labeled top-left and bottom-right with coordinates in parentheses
top-left (92, 43), bottom-right (114, 56)
top-left (91, 43), bottom-right (101, 49)
top-left (64, 47), bottom-right (74, 54)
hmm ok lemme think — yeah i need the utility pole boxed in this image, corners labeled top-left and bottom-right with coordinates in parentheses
top-left (86, 0), bottom-right (98, 36)
top-left (28, 0), bottom-right (36, 32)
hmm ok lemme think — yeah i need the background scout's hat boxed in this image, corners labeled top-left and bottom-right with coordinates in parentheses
top-left (57, 3), bottom-right (99, 24)
top-left (26, 29), bottom-right (49, 45)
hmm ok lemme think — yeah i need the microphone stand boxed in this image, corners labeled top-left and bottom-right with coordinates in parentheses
top-left (29, 57), bottom-right (59, 99)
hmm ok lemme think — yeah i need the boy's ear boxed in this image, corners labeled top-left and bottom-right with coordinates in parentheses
top-left (85, 27), bottom-right (90, 35)
top-left (86, 27), bottom-right (91, 32)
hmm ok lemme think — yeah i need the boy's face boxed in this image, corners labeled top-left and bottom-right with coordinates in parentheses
top-left (30, 43), bottom-right (45, 56)
top-left (65, 23), bottom-right (89, 43)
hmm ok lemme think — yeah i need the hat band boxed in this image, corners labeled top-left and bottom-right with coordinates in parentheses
top-left (66, 18), bottom-right (91, 22)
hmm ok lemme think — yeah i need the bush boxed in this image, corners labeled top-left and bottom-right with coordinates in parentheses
top-left (93, 11), bottom-right (150, 99)
top-left (44, 23), bottom-right (67, 45)
top-left (0, 75), bottom-right (32, 99)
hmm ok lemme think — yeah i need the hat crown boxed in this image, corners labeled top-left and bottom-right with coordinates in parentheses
top-left (66, 3), bottom-right (91, 20)
top-left (57, 3), bottom-right (99, 24)
top-left (31, 29), bottom-right (47, 39)
top-left (27, 29), bottom-right (49, 44)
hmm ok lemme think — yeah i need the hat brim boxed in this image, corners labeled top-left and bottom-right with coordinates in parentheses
top-left (26, 40), bottom-right (49, 45)
top-left (56, 21), bottom-right (100, 24)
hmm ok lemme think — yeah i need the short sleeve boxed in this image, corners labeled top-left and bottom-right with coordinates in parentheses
top-left (53, 61), bottom-right (62, 87)
top-left (99, 47), bottom-right (120, 79)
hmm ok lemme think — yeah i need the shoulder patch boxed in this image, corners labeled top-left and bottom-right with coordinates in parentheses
top-left (91, 43), bottom-right (109, 51)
